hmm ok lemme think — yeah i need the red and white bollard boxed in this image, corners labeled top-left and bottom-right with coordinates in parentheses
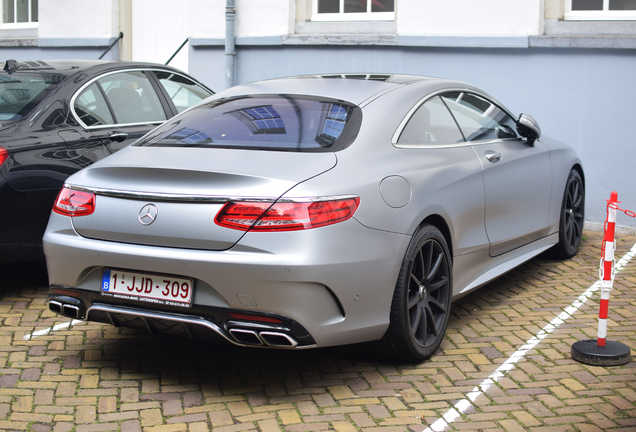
top-left (597, 191), bottom-right (618, 346)
top-left (572, 191), bottom-right (631, 366)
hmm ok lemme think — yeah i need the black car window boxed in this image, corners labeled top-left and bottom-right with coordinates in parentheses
top-left (441, 92), bottom-right (519, 142)
top-left (397, 96), bottom-right (465, 146)
top-left (98, 71), bottom-right (167, 124)
top-left (154, 71), bottom-right (212, 113)
top-left (74, 82), bottom-right (114, 126)
top-left (136, 95), bottom-right (362, 152)
top-left (0, 73), bottom-right (60, 121)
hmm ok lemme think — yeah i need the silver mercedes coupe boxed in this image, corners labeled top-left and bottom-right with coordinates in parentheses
top-left (43, 74), bottom-right (584, 361)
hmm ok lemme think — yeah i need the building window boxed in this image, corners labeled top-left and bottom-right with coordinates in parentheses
top-left (565, 0), bottom-right (636, 20)
top-left (313, 0), bottom-right (394, 21)
top-left (1, 0), bottom-right (38, 26)
top-left (229, 106), bottom-right (287, 135)
top-left (316, 103), bottom-right (352, 146)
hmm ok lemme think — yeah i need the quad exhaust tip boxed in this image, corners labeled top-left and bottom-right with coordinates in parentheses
top-left (228, 328), bottom-right (298, 348)
top-left (49, 300), bottom-right (81, 319)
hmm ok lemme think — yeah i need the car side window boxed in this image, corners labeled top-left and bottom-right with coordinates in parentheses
top-left (73, 82), bottom-right (114, 126)
top-left (154, 71), bottom-right (211, 113)
top-left (441, 92), bottom-right (519, 142)
top-left (98, 71), bottom-right (167, 124)
top-left (397, 96), bottom-right (465, 146)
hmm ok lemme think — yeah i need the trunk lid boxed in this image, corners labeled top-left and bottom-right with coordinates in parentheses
top-left (69, 147), bottom-right (337, 250)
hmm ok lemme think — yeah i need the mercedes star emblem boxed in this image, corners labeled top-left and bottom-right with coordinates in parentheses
top-left (138, 204), bottom-right (158, 226)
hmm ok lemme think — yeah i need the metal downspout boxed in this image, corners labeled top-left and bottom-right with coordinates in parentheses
top-left (225, 0), bottom-right (236, 89)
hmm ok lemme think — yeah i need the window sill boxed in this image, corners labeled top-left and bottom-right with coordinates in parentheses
top-left (0, 22), bottom-right (38, 29)
top-left (564, 11), bottom-right (636, 21)
top-left (544, 18), bottom-right (636, 35)
top-left (529, 35), bottom-right (636, 48)
top-left (296, 20), bottom-right (396, 35)
top-left (0, 37), bottom-right (37, 47)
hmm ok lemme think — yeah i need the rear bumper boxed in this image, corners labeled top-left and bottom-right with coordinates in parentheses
top-left (44, 211), bottom-right (411, 348)
top-left (48, 291), bottom-right (316, 348)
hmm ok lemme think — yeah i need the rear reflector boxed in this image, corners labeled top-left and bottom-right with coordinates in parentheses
top-left (0, 147), bottom-right (7, 167)
top-left (53, 186), bottom-right (95, 217)
top-left (215, 197), bottom-right (360, 232)
top-left (229, 313), bottom-right (283, 324)
top-left (50, 288), bottom-right (82, 297)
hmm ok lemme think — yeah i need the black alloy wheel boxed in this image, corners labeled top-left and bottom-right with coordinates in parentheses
top-left (377, 224), bottom-right (452, 362)
top-left (552, 169), bottom-right (585, 259)
top-left (407, 235), bottom-right (451, 348)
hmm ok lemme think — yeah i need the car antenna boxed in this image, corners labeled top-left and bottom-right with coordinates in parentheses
top-left (3, 59), bottom-right (19, 74)
top-left (98, 32), bottom-right (124, 60)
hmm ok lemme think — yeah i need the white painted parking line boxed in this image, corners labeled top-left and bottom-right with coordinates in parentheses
top-left (23, 319), bottom-right (84, 341)
top-left (423, 242), bottom-right (636, 432)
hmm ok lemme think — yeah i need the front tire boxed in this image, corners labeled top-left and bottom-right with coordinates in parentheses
top-left (377, 224), bottom-right (452, 362)
top-left (551, 169), bottom-right (585, 259)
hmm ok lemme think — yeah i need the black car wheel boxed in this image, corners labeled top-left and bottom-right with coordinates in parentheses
top-left (551, 169), bottom-right (585, 259)
top-left (377, 224), bottom-right (452, 362)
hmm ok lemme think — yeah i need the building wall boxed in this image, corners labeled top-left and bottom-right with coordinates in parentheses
top-left (131, 0), bottom-right (189, 72)
top-left (397, 0), bottom-right (545, 36)
top-left (236, 0), bottom-right (294, 37)
top-left (38, 0), bottom-right (118, 42)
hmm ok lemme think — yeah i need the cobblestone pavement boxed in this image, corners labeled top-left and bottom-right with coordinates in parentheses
top-left (0, 230), bottom-right (635, 432)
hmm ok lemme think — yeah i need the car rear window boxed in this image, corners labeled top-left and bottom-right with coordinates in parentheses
top-left (136, 95), bottom-right (362, 152)
top-left (0, 72), bottom-right (63, 121)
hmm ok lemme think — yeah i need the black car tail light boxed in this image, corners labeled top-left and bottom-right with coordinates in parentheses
top-left (53, 186), bottom-right (95, 217)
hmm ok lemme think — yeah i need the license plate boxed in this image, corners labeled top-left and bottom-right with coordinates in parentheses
top-left (101, 269), bottom-right (193, 308)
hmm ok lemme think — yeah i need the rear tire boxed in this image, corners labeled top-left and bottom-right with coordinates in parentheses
top-left (376, 224), bottom-right (452, 362)
top-left (551, 169), bottom-right (585, 259)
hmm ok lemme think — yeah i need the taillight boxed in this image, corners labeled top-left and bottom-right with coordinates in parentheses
top-left (53, 186), bottom-right (95, 217)
top-left (215, 197), bottom-right (360, 232)
top-left (0, 147), bottom-right (7, 167)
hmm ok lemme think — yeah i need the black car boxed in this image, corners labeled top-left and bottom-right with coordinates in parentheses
top-left (0, 59), bottom-right (213, 263)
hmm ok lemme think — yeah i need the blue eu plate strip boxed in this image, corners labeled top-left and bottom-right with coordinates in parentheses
top-left (102, 270), bottom-right (111, 292)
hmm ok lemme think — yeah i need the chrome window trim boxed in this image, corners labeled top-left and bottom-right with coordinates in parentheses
top-left (70, 68), bottom-right (210, 130)
top-left (82, 121), bottom-right (165, 130)
top-left (66, 184), bottom-right (357, 204)
top-left (469, 137), bottom-right (524, 146)
top-left (392, 88), bottom-right (519, 149)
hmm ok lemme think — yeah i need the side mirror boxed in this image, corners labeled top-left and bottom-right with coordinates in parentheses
top-left (517, 113), bottom-right (541, 144)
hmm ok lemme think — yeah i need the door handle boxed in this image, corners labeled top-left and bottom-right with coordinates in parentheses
top-left (108, 132), bottom-right (129, 143)
top-left (484, 150), bottom-right (502, 163)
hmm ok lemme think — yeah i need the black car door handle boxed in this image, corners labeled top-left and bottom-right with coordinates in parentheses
top-left (109, 132), bottom-right (129, 143)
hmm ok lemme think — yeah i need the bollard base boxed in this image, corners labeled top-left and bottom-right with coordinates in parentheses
top-left (572, 339), bottom-right (631, 366)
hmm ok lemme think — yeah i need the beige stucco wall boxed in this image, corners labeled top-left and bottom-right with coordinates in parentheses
top-left (545, 0), bottom-right (564, 19)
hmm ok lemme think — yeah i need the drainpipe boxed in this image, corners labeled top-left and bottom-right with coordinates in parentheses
top-left (225, 0), bottom-right (236, 89)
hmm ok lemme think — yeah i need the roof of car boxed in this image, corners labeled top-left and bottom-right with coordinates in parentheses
top-left (1, 59), bottom-right (182, 75)
top-left (213, 73), bottom-right (467, 106)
